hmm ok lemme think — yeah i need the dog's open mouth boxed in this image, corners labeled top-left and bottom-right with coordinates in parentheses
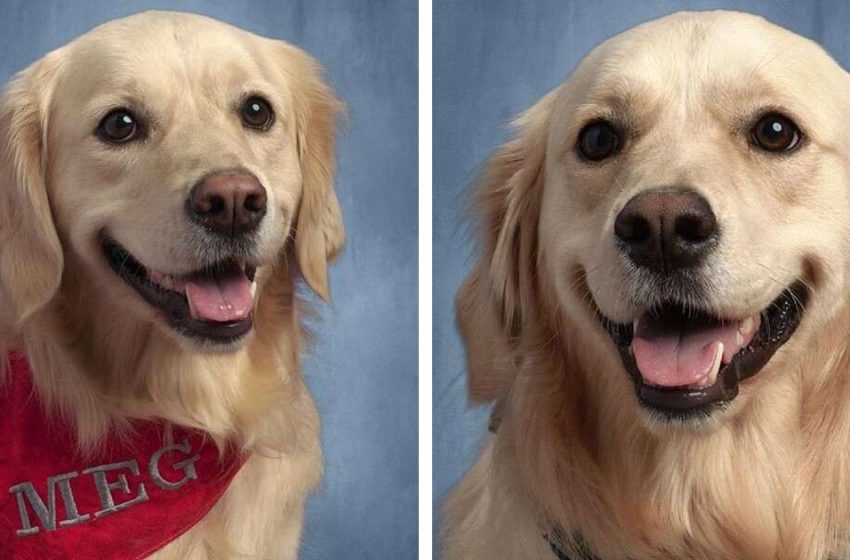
top-left (102, 238), bottom-right (258, 343)
top-left (602, 283), bottom-right (808, 416)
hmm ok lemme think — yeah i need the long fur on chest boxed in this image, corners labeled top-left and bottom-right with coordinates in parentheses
top-left (445, 310), bottom-right (850, 560)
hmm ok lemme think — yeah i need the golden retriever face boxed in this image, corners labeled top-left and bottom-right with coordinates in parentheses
top-left (0, 11), bottom-right (343, 350)
top-left (468, 11), bottom-right (850, 429)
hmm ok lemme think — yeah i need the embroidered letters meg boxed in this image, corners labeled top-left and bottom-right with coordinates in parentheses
top-left (9, 439), bottom-right (200, 537)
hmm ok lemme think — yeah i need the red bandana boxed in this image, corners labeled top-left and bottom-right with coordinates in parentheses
top-left (0, 353), bottom-right (246, 559)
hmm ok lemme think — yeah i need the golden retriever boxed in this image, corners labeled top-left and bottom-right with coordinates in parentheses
top-left (444, 10), bottom-right (850, 560)
top-left (0, 11), bottom-right (343, 559)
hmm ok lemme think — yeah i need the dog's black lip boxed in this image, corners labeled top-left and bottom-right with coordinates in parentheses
top-left (101, 237), bottom-right (256, 343)
top-left (600, 282), bottom-right (808, 416)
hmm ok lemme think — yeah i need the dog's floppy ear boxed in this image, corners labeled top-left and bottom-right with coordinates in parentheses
top-left (0, 53), bottom-right (63, 325)
top-left (276, 43), bottom-right (345, 302)
top-left (457, 92), bottom-right (556, 402)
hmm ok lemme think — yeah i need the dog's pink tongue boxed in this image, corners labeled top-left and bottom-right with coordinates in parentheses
top-left (631, 314), bottom-right (759, 388)
top-left (184, 267), bottom-right (253, 323)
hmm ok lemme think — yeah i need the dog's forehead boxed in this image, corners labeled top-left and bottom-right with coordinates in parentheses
top-left (583, 12), bottom-right (832, 92)
top-left (58, 11), bottom-right (283, 98)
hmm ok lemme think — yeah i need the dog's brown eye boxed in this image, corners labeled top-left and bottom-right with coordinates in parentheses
top-left (97, 109), bottom-right (139, 143)
top-left (578, 121), bottom-right (619, 161)
top-left (241, 96), bottom-right (274, 130)
top-left (752, 113), bottom-right (801, 152)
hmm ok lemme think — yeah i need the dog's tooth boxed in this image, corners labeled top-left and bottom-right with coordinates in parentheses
top-left (694, 342), bottom-right (724, 388)
top-left (250, 281), bottom-right (257, 298)
top-left (705, 342), bottom-right (724, 386)
top-left (187, 294), bottom-right (199, 319)
top-left (740, 316), bottom-right (756, 336)
top-left (633, 317), bottom-right (640, 333)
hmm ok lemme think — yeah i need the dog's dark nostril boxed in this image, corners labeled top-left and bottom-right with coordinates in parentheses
top-left (615, 213), bottom-right (652, 244)
top-left (675, 212), bottom-right (715, 243)
top-left (187, 172), bottom-right (267, 236)
top-left (244, 191), bottom-right (267, 213)
top-left (204, 195), bottom-right (226, 215)
top-left (614, 187), bottom-right (718, 272)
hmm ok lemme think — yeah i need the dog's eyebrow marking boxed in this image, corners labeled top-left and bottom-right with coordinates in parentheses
top-left (569, 78), bottom-right (663, 135)
top-left (584, 77), bottom-right (659, 114)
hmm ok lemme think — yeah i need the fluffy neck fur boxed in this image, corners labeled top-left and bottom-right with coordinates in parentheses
top-left (495, 299), bottom-right (850, 560)
top-left (1, 251), bottom-right (312, 459)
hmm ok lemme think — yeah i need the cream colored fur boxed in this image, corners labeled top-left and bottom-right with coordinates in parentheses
top-left (445, 11), bottom-right (850, 560)
top-left (0, 11), bottom-right (344, 559)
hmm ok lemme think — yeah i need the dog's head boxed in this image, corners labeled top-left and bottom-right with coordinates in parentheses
top-left (0, 11), bottom-right (343, 351)
top-left (460, 11), bottom-right (850, 428)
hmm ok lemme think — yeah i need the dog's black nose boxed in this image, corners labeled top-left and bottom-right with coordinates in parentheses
top-left (614, 188), bottom-right (718, 273)
top-left (187, 172), bottom-right (267, 236)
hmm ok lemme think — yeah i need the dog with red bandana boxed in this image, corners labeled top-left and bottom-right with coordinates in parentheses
top-left (0, 11), bottom-right (343, 559)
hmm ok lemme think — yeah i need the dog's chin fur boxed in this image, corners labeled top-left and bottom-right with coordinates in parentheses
top-left (18, 250), bottom-right (299, 452)
top-left (444, 10), bottom-right (850, 560)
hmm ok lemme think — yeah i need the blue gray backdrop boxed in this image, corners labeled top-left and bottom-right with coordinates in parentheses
top-left (433, 0), bottom-right (850, 556)
top-left (0, 1), bottom-right (417, 558)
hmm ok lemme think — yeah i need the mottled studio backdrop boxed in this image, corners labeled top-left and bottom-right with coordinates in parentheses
top-left (0, 1), bottom-right (417, 558)
top-left (433, 0), bottom-right (850, 556)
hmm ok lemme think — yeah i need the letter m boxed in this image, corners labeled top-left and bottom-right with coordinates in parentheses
top-left (9, 472), bottom-right (90, 536)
